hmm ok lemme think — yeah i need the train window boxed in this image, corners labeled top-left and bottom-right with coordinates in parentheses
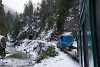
top-left (86, 22), bottom-right (94, 67)
top-left (60, 36), bottom-right (63, 41)
top-left (79, 0), bottom-right (99, 67)
top-left (85, 0), bottom-right (94, 67)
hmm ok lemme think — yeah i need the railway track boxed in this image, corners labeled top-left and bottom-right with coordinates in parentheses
top-left (63, 47), bottom-right (79, 62)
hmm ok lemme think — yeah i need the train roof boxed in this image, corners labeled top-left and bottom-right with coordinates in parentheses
top-left (61, 32), bottom-right (72, 36)
top-left (58, 32), bottom-right (73, 37)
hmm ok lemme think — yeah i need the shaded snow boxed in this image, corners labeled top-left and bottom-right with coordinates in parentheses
top-left (42, 30), bottom-right (54, 41)
top-left (67, 17), bottom-right (74, 21)
top-left (37, 29), bottom-right (54, 41)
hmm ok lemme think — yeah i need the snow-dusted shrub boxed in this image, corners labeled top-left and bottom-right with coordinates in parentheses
top-left (35, 55), bottom-right (45, 63)
top-left (35, 43), bottom-right (58, 63)
top-left (42, 46), bottom-right (58, 57)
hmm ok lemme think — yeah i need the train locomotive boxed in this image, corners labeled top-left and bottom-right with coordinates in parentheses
top-left (57, 33), bottom-right (78, 60)
top-left (57, 34), bottom-right (74, 51)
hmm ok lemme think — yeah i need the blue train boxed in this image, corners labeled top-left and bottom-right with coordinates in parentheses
top-left (57, 34), bottom-right (74, 51)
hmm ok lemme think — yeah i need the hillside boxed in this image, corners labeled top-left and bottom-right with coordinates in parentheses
top-left (0, 34), bottom-right (80, 67)
top-left (0, 0), bottom-right (80, 66)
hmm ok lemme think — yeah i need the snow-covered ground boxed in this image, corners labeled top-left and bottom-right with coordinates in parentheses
top-left (33, 48), bottom-right (80, 67)
top-left (0, 31), bottom-right (80, 67)
top-left (0, 39), bottom-right (80, 67)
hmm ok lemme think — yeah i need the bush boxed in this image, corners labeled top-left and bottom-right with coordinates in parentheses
top-left (35, 55), bottom-right (46, 63)
top-left (42, 46), bottom-right (58, 57)
top-left (35, 45), bottom-right (58, 63)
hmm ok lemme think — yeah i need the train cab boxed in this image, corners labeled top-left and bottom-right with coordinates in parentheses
top-left (57, 33), bottom-right (74, 50)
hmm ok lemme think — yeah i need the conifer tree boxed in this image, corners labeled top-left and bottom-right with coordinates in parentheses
top-left (12, 13), bottom-right (22, 39)
top-left (56, 0), bottom-right (72, 35)
top-left (0, 0), bottom-right (7, 36)
top-left (5, 11), bottom-right (14, 34)
top-left (23, 0), bottom-right (33, 24)
top-left (39, 0), bottom-right (47, 30)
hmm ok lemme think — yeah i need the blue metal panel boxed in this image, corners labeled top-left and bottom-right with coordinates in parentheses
top-left (57, 35), bottom-right (74, 47)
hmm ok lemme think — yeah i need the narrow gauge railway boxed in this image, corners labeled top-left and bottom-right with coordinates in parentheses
top-left (57, 33), bottom-right (78, 62)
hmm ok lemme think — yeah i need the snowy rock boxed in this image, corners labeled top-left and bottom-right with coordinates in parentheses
top-left (0, 35), bottom-right (4, 42)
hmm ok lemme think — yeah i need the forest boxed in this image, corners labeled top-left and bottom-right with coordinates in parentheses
top-left (0, 0), bottom-right (79, 41)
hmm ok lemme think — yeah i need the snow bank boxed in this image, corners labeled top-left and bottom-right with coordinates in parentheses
top-left (0, 58), bottom-right (32, 66)
top-left (34, 49), bottom-right (80, 67)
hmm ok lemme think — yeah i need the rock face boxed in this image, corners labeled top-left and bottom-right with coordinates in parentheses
top-left (0, 35), bottom-right (6, 58)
